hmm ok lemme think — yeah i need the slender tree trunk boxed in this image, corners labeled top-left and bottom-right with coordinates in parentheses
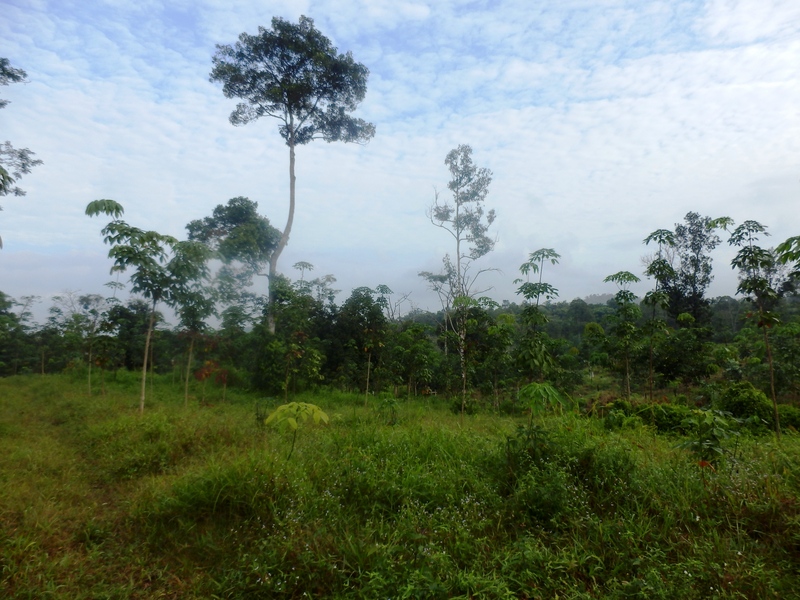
top-left (88, 343), bottom-right (93, 396)
top-left (267, 124), bottom-right (297, 335)
top-left (763, 328), bottom-right (781, 438)
top-left (459, 310), bottom-right (467, 421)
top-left (494, 369), bottom-right (499, 409)
top-left (284, 359), bottom-right (291, 401)
top-left (365, 351), bottom-right (372, 407)
top-left (624, 351), bottom-right (631, 400)
top-left (150, 338), bottom-right (155, 399)
top-left (140, 301), bottom-right (157, 414)
top-left (647, 343), bottom-right (654, 402)
top-left (647, 303), bottom-right (656, 402)
top-left (184, 335), bottom-right (194, 408)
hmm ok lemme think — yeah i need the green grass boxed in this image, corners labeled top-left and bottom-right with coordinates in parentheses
top-left (1, 373), bottom-right (799, 598)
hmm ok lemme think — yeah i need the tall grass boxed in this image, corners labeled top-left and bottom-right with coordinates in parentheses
top-left (1, 374), bottom-right (799, 598)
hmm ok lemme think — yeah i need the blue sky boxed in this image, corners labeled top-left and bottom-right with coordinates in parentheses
top-left (1, 0), bottom-right (799, 320)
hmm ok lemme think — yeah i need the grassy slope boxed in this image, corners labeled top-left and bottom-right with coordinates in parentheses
top-left (1, 373), bottom-right (799, 599)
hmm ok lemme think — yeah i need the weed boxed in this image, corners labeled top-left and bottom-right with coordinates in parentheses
top-left (262, 402), bottom-right (329, 459)
top-left (677, 409), bottom-right (742, 463)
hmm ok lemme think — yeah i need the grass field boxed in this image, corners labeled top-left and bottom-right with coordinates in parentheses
top-left (1, 372), bottom-right (799, 598)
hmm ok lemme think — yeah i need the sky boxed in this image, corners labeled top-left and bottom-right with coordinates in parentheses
top-left (1, 0), bottom-right (799, 322)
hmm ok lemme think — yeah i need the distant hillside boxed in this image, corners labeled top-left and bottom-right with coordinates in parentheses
top-left (583, 293), bottom-right (614, 305)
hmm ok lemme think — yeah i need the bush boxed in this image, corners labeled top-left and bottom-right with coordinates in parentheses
top-left (642, 403), bottom-right (694, 434)
top-left (608, 399), bottom-right (633, 416)
top-left (450, 397), bottom-right (477, 415)
top-left (514, 465), bottom-right (580, 526)
top-left (715, 382), bottom-right (773, 428)
top-left (503, 423), bottom-right (554, 488)
top-left (778, 404), bottom-right (800, 432)
top-left (604, 409), bottom-right (643, 431)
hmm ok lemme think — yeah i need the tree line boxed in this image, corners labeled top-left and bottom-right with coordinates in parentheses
top-left (1, 205), bottom-right (798, 413)
top-left (2, 16), bottom-right (799, 431)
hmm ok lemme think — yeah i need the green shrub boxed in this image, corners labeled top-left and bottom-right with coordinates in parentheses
top-left (514, 465), bottom-right (579, 526)
top-left (715, 381), bottom-right (773, 429)
top-left (642, 403), bottom-right (693, 434)
top-left (497, 399), bottom-right (523, 416)
top-left (604, 408), bottom-right (643, 430)
top-left (778, 404), bottom-right (800, 432)
top-left (610, 399), bottom-right (633, 415)
top-left (574, 441), bottom-right (636, 504)
top-left (677, 409), bottom-right (742, 463)
top-left (503, 423), bottom-right (553, 483)
top-left (672, 393), bottom-right (689, 406)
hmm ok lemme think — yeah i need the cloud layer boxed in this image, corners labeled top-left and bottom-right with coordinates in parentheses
top-left (1, 0), bottom-right (798, 318)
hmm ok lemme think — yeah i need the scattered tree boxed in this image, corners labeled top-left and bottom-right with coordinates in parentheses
top-left (515, 248), bottom-right (561, 383)
top-left (423, 144), bottom-right (496, 417)
top-left (603, 271), bottom-right (642, 400)
top-left (1, 58), bottom-right (43, 248)
top-left (187, 196), bottom-right (280, 324)
top-left (643, 229), bottom-right (675, 400)
top-left (176, 285), bottom-right (216, 407)
top-left (210, 16), bottom-right (375, 333)
top-left (728, 220), bottom-right (786, 437)
top-left (660, 213), bottom-right (730, 324)
top-left (87, 199), bottom-right (210, 413)
top-left (50, 291), bottom-right (112, 395)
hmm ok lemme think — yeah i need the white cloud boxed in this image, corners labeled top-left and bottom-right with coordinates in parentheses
top-left (1, 0), bottom-right (799, 318)
top-left (699, 0), bottom-right (800, 44)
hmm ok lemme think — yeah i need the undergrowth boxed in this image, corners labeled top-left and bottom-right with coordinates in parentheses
top-left (1, 373), bottom-right (799, 598)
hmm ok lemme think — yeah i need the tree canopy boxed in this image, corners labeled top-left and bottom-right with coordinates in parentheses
top-left (209, 16), bottom-right (375, 333)
top-left (1, 57), bottom-right (43, 248)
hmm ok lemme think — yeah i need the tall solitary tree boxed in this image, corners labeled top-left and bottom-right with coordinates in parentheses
top-left (422, 144), bottom-right (496, 415)
top-left (1, 58), bottom-right (43, 248)
top-left (210, 16), bottom-right (375, 333)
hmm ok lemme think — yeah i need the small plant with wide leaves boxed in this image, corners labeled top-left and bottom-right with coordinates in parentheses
top-left (379, 395), bottom-right (399, 426)
top-left (677, 409), bottom-right (741, 464)
top-left (519, 382), bottom-right (569, 423)
top-left (263, 402), bottom-right (329, 459)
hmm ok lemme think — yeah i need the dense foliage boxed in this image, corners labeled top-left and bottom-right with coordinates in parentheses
top-left (2, 279), bottom-right (800, 409)
top-left (2, 374), bottom-right (800, 598)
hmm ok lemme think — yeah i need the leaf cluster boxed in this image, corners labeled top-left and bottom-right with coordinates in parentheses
top-left (86, 200), bottom-right (211, 308)
top-left (264, 401), bottom-right (329, 431)
top-left (430, 145), bottom-right (496, 263)
top-left (1, 58), bottom-right (43, 202)
top-left (210, 16), bottom-right (375, 145)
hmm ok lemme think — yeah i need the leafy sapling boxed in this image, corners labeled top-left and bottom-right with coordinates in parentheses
top-left (728, 220), bottom-right (786, 437)
top-left (263, 402), bottom-right (329, 459)
top-left (515, 248), bottom-right (560, 382)
top-left (603, 271), bottom-right (642, 400)
top-left (519, 381), bottom-right (568, 424)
